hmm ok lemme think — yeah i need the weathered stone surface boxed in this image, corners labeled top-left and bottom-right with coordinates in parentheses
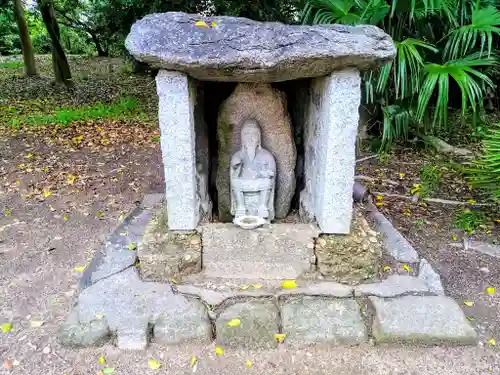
top-left (463, 240), bottom-right (500, 259)
top-left (277, 282), bottom-right (353, 298)
top-left (370, 296), bottom-right (477, 345)
top-left (156, 70), bottom-right (200, 230)
top-left (80, 207), bottom-right (151, 289)
top-left (299, 69), bottom-right (360, 233)
top-left (126, 12), bottom-right (395, 82)
top-left (201, 223), bottom-right (318, 279)
top-left (77, 268), bottom-right (209, 350)
top-left (355, 275), bottom-right (429, 297)
top-left (58, 310), bottom-right (110, 348)
top-left (138, 209), bottom-right (201, 282)
top-left (154, 298), bottom-right (212, 345)
top-left (368, 207), bottom-right (419, 263)
top-left (216, 300), bottom-right (279, 349)
top-left (217, 84), bottom-right (296, 221)
top-left (418, 258), bottom-right (445, 296)
top-left (175, 284), bottom-right (273, 306)
top-left (281, 297), bottom-right (367, 346)
top-left (315, 211), bottom-right (381, 284)
top-left (140, 193), bottom-right (165, 209)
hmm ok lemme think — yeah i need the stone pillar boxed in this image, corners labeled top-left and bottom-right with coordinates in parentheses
top-left (156, 70), bottom-right (199, 230)
top-left (300, 69), bottom-right (361, 234)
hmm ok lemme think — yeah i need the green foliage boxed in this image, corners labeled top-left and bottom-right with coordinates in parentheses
top-left (419, 165), bottom-right (442, 197)
top-left (8, 96), bottom-right (141, 128)
top-left (0, 61), bottom-right (24, 69)
top-left (302, 0), bottom-right (500, 151)
top-left (467, 123), bottom-right (500, 199)
top-left (453, 208), bottom-right (487, 234)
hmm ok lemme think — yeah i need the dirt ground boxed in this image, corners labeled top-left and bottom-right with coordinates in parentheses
top-left (1, 56), bottom-right (499, 374)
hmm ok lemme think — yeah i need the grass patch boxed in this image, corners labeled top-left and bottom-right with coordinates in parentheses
top-left (8, 96), bottom-right (144, 128)
top-left (419, 165), bottom-right (441, 197)
top-left (0, 61), bottom-right (24, 70)
top-left (454, 208), bottom-right (487, 235)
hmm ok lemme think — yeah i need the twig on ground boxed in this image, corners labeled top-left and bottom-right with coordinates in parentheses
top-left (355, 175), bottom-right (400, 186)
top-left (372, 192), bottom-right (493, 206)
top-left (356, 155), bottom-right (377, 163)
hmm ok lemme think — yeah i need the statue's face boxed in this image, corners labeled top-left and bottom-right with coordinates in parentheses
top-left (241, 122), bottom-right (260, 151)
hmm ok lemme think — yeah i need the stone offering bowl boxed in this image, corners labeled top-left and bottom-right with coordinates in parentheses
top-left (233, 216), bottom-right (267, 230)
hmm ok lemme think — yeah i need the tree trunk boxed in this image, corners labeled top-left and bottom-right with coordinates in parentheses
top-left (90, 33), bottom-right (107, 57)
top-left (39, 0), bottom-right (72, 85)
top-left (12, 0), bottom-right (37, 76)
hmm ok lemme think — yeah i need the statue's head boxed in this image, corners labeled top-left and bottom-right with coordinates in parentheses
top-left (241, 119), bottom-right (261, 155)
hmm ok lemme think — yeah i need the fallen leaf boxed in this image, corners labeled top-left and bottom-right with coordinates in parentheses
top-left (486, 287), bottom-right (495, 295)
top-left (43, 189), bottom-right (52, 198)
top-left (102, 368), bottom-right (115, 374)
top-left (128, 242), bottom-right (137, 251)
top-left (148, 359), bottom-right (161, 369)
top-left (3, 360), bottom-right (12, 369)
top-left (63, 216), bottom-right (69, 221)
top-left (170, 279), bottom-right (177, 284)
top-left (190, 356), bottom-right (198, 367)
top-left (195, 20), bottom-right (209, 27)
top-left (467, 199), bottom-right (477, 204)
top-left (227, 318), bottom-right (241, 327)
top-left (49, 206), bottom-right (56, 212)
top-left (281, 280), bottom-right (297, 289)
top-left (401, 264), bottom-right (411, 273)
top-left (452, 235), bottom-right (457, 241)
top-left (399, 173), bottom-right (406, 178)
top-left (252, 284), bottom-right (262, 289)
top-left (464, 301), bottom-right (474, 307)
top-left (67, 174), bottom-right (77, 185)
top-left (29, 320), bottom-right (44, 328)
top-left (26, 153), bottom-right (36, 159)
top-left (1, 323), bottom-right (12, 333)
top-left (97, 211), bottom-right (103, 218)
top-left (466, 316), bottom-right (474, 321)
top-left (489, 337), bottom-right (496, 346)
top-left (95, 314), bottom-right (104, 319)
top-left (376, 195), bottom-right (383, 201)
top-left (211, 21), bottom-right (217, 27)
top-left (118, 214), bottom-right (126, 222)
top-left (119, 232), bottom-right (128, 236)
top-left (215, 346), bottom-right (224, 356)
top-left (239, 284), bottom-right (250, 290)
top-left (98, 356), bottom-right (106, 364)
top-left (73, 266), bottom-right (86, 272)
top-left (382, 265), bottom-right (391, 272)
top-left (274, 333), bottom-right (286, 343)
top-left (246, 360), bottom-right (253, 367)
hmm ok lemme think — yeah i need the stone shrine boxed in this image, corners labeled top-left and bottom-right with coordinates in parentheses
top-left (126, 11), bottom-right (396, 233)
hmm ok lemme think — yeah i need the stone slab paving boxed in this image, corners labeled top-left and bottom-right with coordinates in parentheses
top-left (281, 297), bottom-right (367, 346)
top-left (201, 223), bottom-right (318, 279)
top-left (354, 275), bottom-right (429, 297)
top-left (418, 258), bottom-right (445, 295)
top-left (216, 300), bottom-right (279, 349)
top-left (370, 296), bottom-right (477, 345)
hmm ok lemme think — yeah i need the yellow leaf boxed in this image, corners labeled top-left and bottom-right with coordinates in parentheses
top-left (466, 316), bottom-right (474, 321)
top-left (119, 232), bottom-right (128, 236)
top-left (26, 153), bottom-right (36, 159)
top-left (382, 265), bottom-right (391, 272)
top-left (252, 284), bottom-right (262, 289)
top-left (67, 174), bottom-right (77, 185)
top-left (128, 242), bottom-right (137, 251)
top-left (63, 216), bottom-right (69, 221)
top-left (215, 346), bottom-right (224, 356)
top-left (43, 190), bottom-right (52, 198)
top-left (227, 318), bottom-right (241, 327)
top-left (467, 199), bottom-right (477, 204)
top-left (452, 235), bottom-right (457, 241)
top-left (376, 195), bottom-right (383, 201)
top-left (401, 264), bottom-right (411, 273)
top-left (375, 202), bottom-right (384, 207)
top-left (49, 206), bottom-right (56, 212)
top-left (399, 173), bottom-right (406, 178)
top-left (73, 266), bottom-right (86, 272)
top-left (274, 333), bottom-right (286, 343)
top-left (246, 360), bottom-right (253, 367)
top-left (148, 359), bottom-right (161, 369)
top-left (495, 219), bottom-right (500, 223)
top-left (486, 287), bottom-right (495, 295)
top-left (97, 211), bottom-right (103, 218)
top-left (102, 368), bottom-right (114, 374)
top-left (190, 356), bottom-right (198, 367)
top-left (170, 279), bottom-right (177, 284)
top-left (281, 280), bottom-right (297, 289)
top-left (118, 214), bottom-right (126, 222)
top-left (1, 323), bottom-right (12, 333)
top-left (98, 356), bottom-right (106, 364)
top-left (195, 20), bottom-right (209, 27)
top-left (96, 313), bottom-right (104, 319)
top-left (239, 284), bottom-right (250, 290)
top-left (464, 301), bottom-right (474, 307)
top-left (489, 337), bottom-right (496, 346)
top-left (211, 21), bottom-right (217, 27)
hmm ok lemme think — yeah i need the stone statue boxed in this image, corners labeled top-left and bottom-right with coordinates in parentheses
top-left (230, 119), bottom-right (276, 220)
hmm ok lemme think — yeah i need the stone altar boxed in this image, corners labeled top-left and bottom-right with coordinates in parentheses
top-left (125, 11), bottom-right (396, 233)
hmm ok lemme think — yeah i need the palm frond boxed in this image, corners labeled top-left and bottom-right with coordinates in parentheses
top-left (380, 105), bottom-right (414, 151)
top-left (444, 5), bottom-right (500, 59)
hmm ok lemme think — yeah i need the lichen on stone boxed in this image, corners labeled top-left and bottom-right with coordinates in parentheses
top-left (138, 208), bottom-right (202, 282)
top-left (315, 210), bottom-right (382, 285)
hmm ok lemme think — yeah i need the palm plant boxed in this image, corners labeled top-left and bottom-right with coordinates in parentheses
top-left (302, 0), bottom-right (500, 150)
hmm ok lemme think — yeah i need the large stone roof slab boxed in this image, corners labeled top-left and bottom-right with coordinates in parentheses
top-left (125, 12), bottom-right (395, 82)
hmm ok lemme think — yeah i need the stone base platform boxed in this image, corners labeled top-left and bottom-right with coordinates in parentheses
top-left (59, 195), bottom-right (477, 350)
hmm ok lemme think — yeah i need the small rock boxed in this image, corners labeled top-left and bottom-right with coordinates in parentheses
top-left (42, 346), bottom-right (50, 354)
top-left (316, 238), bottom-right (326, 248)
top-left (480, 267), bottom-right (490, 274)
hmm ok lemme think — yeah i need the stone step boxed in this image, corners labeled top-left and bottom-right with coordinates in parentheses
top-left (200, 223), bottom-right (318, 280)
